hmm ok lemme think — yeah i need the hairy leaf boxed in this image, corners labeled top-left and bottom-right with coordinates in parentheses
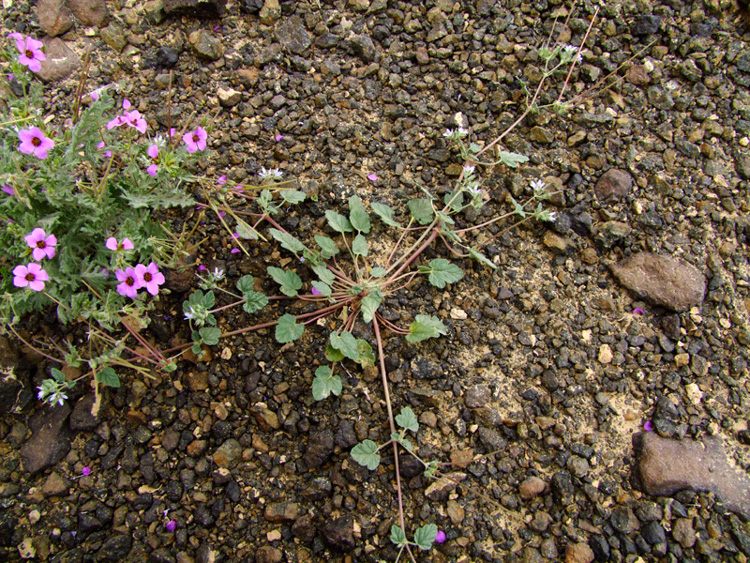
top-left (372, 202), bottom-right (399, 227)
top-left (395, 407), bottom-right (419, 433)
top-left (423, 258), bottom-right (464, 288)
top-left (96, 366), bottom-right (120, 388)
top-left (352, 233), bottom-right (368, 256)
top-left (311, 366), bottom-right (342, 400)
top-left (469, 247), bottom-right (498, 269)
top-left (269, 228), bottom-right (305, 254)
top-left (280, 190), bottom-right (306, 205)
top-left (312, 281), bottom-right (332, 297)
top-left (348, 195), bottom-right (371, 233)
top-left (390, 525), bottom-right (407, 547)
top-left (361, 290), bottom-right (383, 323)
top-left (314, 235), bottom-right (339, 258)
top-left (497, 150), bottom-right (529, 168)
top-left (325, 210), bottom-right (353, 233)
top-left (275, 314), bottom-right (304, 343)
top-left (329, 331), bottom-right (358, 361)
top-left (199, 327), bottom-right (221, 345)
top-left (370, 266), bottom-right (387, 278)
top-left (406, 315), bottom-right (447, 343)
top-left (267, 266), bottom-right (303, 297)
top-left (242, 291), bottom-right (268, 313)
top-left (311, 262), bottom-right (336, 285)
top-left (408, 198), bottom-right (434, 225)
top-left (414, 523), bottom-right (438, 550)
top-left (351, 440), bottom-right (380, 470)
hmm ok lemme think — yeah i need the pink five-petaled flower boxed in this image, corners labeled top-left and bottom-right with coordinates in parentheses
top-left (18, 127), bottom-right (55, 160)
top-left (106, 237), bottom-right (134, 251)
top-left (12, 263), bottom-right (49, 292)
top-left (183, 127), bottom-right (207, 153)
top-left (134, 262), bottom-right (165, 296)
top-left (124, 110), bottom-right (147, 134)
top-left (13, 35), bottom-right (46, 73)
top-left (2, 184), bottom-right (14, 196)
top-left (147, 144), bottom-right (159, 177)
top-left (115, 266), bottom-right (143, 298)
top-left (25, 228), bottom-right (57, 261)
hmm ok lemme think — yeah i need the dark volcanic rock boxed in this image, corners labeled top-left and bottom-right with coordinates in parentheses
top-left (20, 404), bottom-right (72, 474)
top-left (302, 429), bottom-right (334, 469)
top-left (320, 514), bottom-right (355, 551)
top-left (632, 431), bottom-right (750, 519)
top-left (163, 0), bottom-right (227, 17)
top-left (275, 15), bottom-right (310, 54)
top-left (595, 169), bottom-right (633, 201)
top-left (610, 253), bottom-right (706, 312)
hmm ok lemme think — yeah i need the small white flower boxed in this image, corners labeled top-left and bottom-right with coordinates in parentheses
top-left (467, 185), bottom-right (481, 196)
top-left (530, 179), bottom-right (546, 193)
top-left (258, 167), bottom-right (283, 180)
top-left (463, 165), bottom-right (475, 175)
top-left (548, 212), bottom-right (557, 223)
top-left (443, 129), bottom-right (456, 138)
top-left (184, 308), bottom-right (194, 321)
top-left (456, 127), bottom-right (469, 138)
top-left (213, 267), bottom-right (225, 280)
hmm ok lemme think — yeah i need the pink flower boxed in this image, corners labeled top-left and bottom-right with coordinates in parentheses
top-left (12, 263), bottom-right (49, 292)
top-left (217, 175), bottom-right (226, 185)
top-left (25, 228), bottom-right (57, 260)
top-left (106, 237), bottom-right (134, 251)
top-left (122, 98), bottom-right (131, 110)
top-left (644, 420), bottom-right (654, 432)
top-left (165, 520), bottom-right (177, 532)
top-left (311, 287), bottom-right (322, 296)
top-left (14, 35), bottom-right (45, 73)
top-left (124, 110), bottom-right (147, 134)
top-left (183, 127), bottom-right (207, 153)
top-left (147, 144), bottom-right (159, 177)
top-left (633, 308), bottom-right (645, 315)
top-left (197, 265), bottom-right (207, 271)
top-left (275, 134), bottom-right (283, 142)
top-left (106, 115), bottom-right (126, 130)
top-left (18, 127), bottom-right (55, 159)
top-left (134, 262), bottom-right (165, 296)
top-left (81, 466), bottom-right (91, 476)
top-left (2, 184), bottom-right (14, 196)
top-left (230, 248), bottom-right (240, 254)
top-left (435, 530), bottom-right (446, 544)
top-left (115, 266), bottom-right (143, 298)
top-left (367, 174), bottom-right (378, 182)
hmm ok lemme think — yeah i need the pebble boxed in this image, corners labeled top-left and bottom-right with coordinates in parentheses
top-left (188, 30), bottom-right (224, 61)
top-left (594, 169), bottom-right (632, 201)
top-left (20, 404), bottom-right (72, 474)
top-left (275, 15), bottom-right (311, 54)
top-left (464, 385), bottom-right (490, 408)
top-left (519, 476), bottom-right (547, 500)
top-left (610, 252), bottom-right (706, 312)
top-left (564, 542), bottom-right (595, 563)
top-left (213, 438), bottom-right (241, 467)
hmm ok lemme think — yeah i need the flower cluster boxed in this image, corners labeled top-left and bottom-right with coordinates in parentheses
top-left (9, 32), bottom-right (45, 72)
top-left (107, 98), bottom-right (147, 134)
top-left (12, 228), bottom-right (56, 292)
top-left (114, 263), bottom-right (165, 298)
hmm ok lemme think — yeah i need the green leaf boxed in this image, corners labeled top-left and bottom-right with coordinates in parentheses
top-left (329, 331), bottom-right (358, 361)
top-left (390, 525), bottom-right (407, 548)
top-left (469, 248), bottom-right (498, 269)
top-left (280, 190), bottom-right (306, 205)
top-left (311, 262), bottom-right (336, 285)
top-left (351, 440), bottom-right (381, 470)
top-left (414, 523), bottom-right (438, 550)
top-left (312, 281), bottom-right (332, 297)
top-left (371, 202), bottom-right (399, 227)
top-left (96, 366), bottom-right (120, 388)
top-left (408, 198), bottom-right (434, 225)
top-left (325, 345), bottom-right (345, 362)
top-left (469, 142), bottom-right (482, 154)
top-left (510, 195), bottom-right (526, 218)
top-left (269, 228), bottom-right (305, 254)
top-left (406, 315), bottom-right (447, 343)
top-left (361, 290), bottom-right (383, 323)
top-left (355, 339), bottom-right (375, 367)
top-left (424, 460), bottom-right (438, 478)
top-left (257, 189), bottom-right (277, 214)
top-left (444, 190), bottom-right (464, 212)
top-left (325, 210), bottom-right (353, 233)
top-left (352, 234), bottom-right (368, 256)
top-left (395, 407), bottom-right (419, 433)
top-left (497, 150), bottom-right (529, 168)
top-left (242, 291), bottom-right (268, 313)
top-left (392, 433), bottom-right (414, 452)
top-left (199, 327), bottom-right (221, 345)
top-left (236, 275), bottom-right (255, 294)
top-left (370, 266), bottom-right (387, 278)
top-left (235, 217), bottom-right (258, 239)
top-left (275, 314), bottom-right (304, 343)
top-left (311, 365), bottom-right (342, 400)
top-left (267, 266), bottom-right (303, 297)
top-left (314, 235), bottom-right (340, 258)
top-left (425, 258), bottom-right (464, 289)
top-left (348, 195), bottom-right (371, 233)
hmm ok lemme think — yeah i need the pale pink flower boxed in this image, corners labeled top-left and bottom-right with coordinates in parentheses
top-left (124, 110), bottom-right (147, 134)
top-left (18, 127), bottom-right (54, 159)
top-left (147, 144), bottom-right (159, 176)
top-left (13, 263), bottom-right (49, 292)
top-left (14, 35), bottom-right (45, 73)
top-left (25, 228), bottom-right (57, 260)
top-left (106, 237), bottom-right (134, 251)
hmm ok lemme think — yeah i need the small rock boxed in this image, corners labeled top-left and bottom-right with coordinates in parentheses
top-left (163, 0), bottom-right (227, 17)
top-left (425, 472), bottom-right (466, 501)
top-left (255, 546), bottom-right (282, 563)
top-left (626, 65), bottom-right (650, 86)
top-left (37, 0), bottom-right (74, 36)
top-left (348, 34), bottom-right (377, 62)
top-left (292, 514), bottom-right (316, 542)
top-left (100, 23), bottom-right (127, 53)
top-left (632, 431), bottom-right (750, 519)
top-left (213, 438), bottom-right (241, 468)
top-left (70, 394), bottom-right (102, 430)
top-left (275, 15), bottom-right (311, 54)
top-left (302, 429), bottom-right (334, 469)
top-left (519, 476), bottom-right (546, 499)
top-left (258, 0), bottom-right (281, 24)
top-left (464, 385), bottom-right (490, 408)
top-left (320, 514), bottom-right (355, 551)
top-left (543, 231), bottom-right (570, 254)
top-left (240, 0), bottom-right (264, 13)
top-left (610, 507), bottom-right (639, 535)
top-left (610, 252), bottom-right (706, 312)
top-left (595, 169), bottom-right (633, 201)
top-left (251, 403), bottom-right (280, 430)
top-left (598, 344), bottom-right (613, 364)
top-left (218, 87), bottom-right (242, 107)
top-left (66, 0), bottom-right (109, 26)
top-left (20, 404), bottom-right (72, 474)
top-left (264, 502), bottom-right (300, 522)
top-left (632, 15), bottom-right (661, 35)
top-left (184, 371), bottom-right (208, 391)
top-left (565, 542), bottom-right (595, 563)
top-left (188, 30), bottom-right (224, 61)
top-left (98, 534), bottom-right (132, 560)
top-left (672, 517), bottom-right (696, 548)
top-left (42, 472), bottom-right (69, 496)
top-left (36, 38), bottom-right (81, 83)
top-left (528, 126), bottom-right (554, 143)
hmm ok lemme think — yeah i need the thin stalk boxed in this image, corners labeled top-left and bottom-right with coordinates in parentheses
top-left (384, 230), bottom-right (440, 287)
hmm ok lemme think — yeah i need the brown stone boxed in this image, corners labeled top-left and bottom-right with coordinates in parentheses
top-left (519, 476), bottom-right (547, 499)
top-left (565, 542), bottom-right (595, 563)
top-left (20, 404), bottom-right (72, 474)
top-left (38, 0), bottom-right (75, 36)
top-left (264, 502), bottom-right (300, 522)
top-left (632, 431), bottom-right (750, 519)
top-left (66, 0), bottom-right (109, 27)
top-left (36, 38), bottom-right (81, 83)
top-left (42, 472), bottom-right (69, 496)
top-left (610, 252), bottom-right (706, 312)
top-left (626, 64), bottom-right (650, 86)
top-left (595, 169), bottom-right (633, 201)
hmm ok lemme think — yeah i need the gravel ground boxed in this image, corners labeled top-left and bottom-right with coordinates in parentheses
top-left (1, 0), bottom-right (750, 562)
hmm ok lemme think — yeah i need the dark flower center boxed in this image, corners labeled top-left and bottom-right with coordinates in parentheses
top-left (36, 241), bottom-right (46, 249)
top-left (143, 272), bottom-right (153, 283)
top-left (192, 134), bottom-right (199, 142)
top-left (25, 49), bottom-right (33, 58)
top-left (25, 273), bottom-right (35, 281)
top-left (126, 276), bottom-right (135, 287)
top-left (32, 137), bottom-right (41, 146)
